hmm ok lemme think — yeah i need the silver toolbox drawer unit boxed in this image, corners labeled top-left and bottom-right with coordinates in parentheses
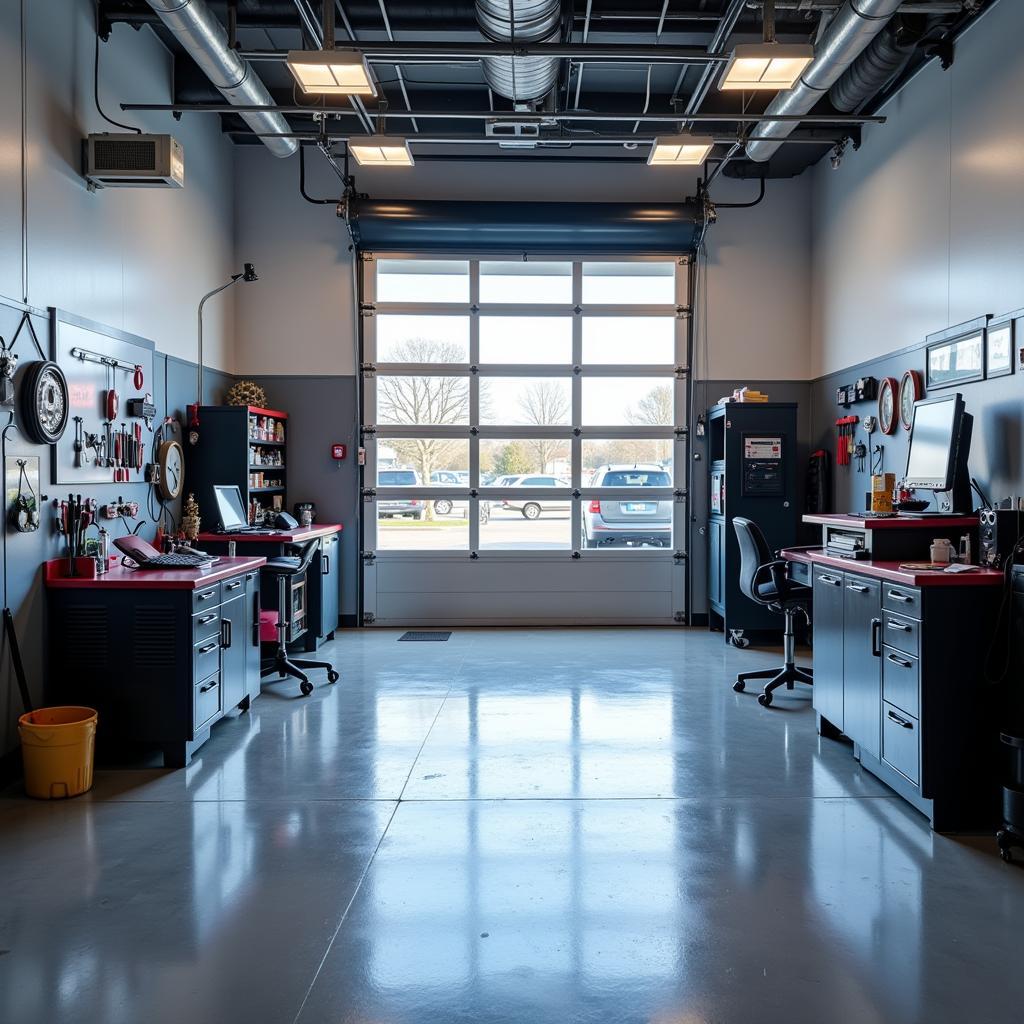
top-left (882, 702), bottom-right (920, 786)
top-left (882, 584), bottom-right (921, 617)
top-left (192, 582), bottom-right (222, 611)
top-left (193, 634), bottom-right (221, 683)
top-left (192, 609), bottom-right (221, 644)
top-left (883, 610), bottom-right (920, 659)
top-left (194, 673), bottom-right (222, 731)
top-left (882, 646), bottom-right (920, 718)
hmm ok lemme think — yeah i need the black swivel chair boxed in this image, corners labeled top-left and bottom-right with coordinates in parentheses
top-left (261, 541), bottom-right (339, 697)
top-left (731, 517), bottom-right (812, 707)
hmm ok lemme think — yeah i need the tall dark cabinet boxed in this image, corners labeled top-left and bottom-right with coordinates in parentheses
top-left (187, 405), bottom-right (288, 527)
top-left (707, 402), bottom-right (799, 642)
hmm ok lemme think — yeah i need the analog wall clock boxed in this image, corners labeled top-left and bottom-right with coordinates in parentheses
top-left (157, 439), bottom-right (184, 501)
top-left (20, 360), bottom-right (69, 445)
top-left (877, 376), bottom-right (899, 435)
top-left (899, 370), bottom-right (922, 431)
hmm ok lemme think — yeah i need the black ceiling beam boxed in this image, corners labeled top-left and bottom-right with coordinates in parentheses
top-left (122, 101), bottom-right (886, 125)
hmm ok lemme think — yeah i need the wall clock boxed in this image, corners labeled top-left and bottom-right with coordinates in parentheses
top-left (20, 360), bottom-right (69, 445)
top-left (899, 370), bottom-right (922, 431)
top-left (157, 439), bottom-right (184, 500)
top-left (877, 376), bottom-right (899, 435)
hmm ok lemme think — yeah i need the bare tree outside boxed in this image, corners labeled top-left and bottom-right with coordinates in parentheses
top-left (378, 338), bottom-right (468, 511)
top-left (518, 381), bottom-right (570, 473)
top-left (626, 384), bottom-right (674, 462)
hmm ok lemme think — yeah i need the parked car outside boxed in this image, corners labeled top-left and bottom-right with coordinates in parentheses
top-left (377, 468), bottom-right (425, 520)
top-left (430, 470), bottom-right (469, 485)
top-left (501, 475), bottom-right (571, 520)
top-left (582, 464), bottom-right (672, 547)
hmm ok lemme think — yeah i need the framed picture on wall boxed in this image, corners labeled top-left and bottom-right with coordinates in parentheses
top-left (987, 318), bottom-right (1014, 379)
top-left (925, 320), bottom-right (987, 390)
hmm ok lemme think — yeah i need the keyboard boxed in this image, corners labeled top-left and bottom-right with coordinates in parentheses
top-left (149, 552), bottom-right (216, 568)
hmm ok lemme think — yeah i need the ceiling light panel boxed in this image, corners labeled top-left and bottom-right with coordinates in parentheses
top-left (286, 50), bottom-right (377, 96)
top-left (647, 135), bottom-right (714, 167)
top-left (349, 135), bottom-right (415, 167)
top-left (719, 43), bottom-right (814, 92)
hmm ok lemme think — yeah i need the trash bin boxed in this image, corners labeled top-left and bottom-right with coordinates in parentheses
top-left (18, 706), bottom-right (98, 799)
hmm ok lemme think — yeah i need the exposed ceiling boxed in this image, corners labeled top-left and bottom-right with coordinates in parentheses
top-left (101, 0), bottom-right (990, 178)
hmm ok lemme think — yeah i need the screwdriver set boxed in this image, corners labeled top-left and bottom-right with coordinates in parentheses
top-left (54, 494), bottom-right (96, 578)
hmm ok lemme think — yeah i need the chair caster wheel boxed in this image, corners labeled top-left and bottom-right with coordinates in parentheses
top-left (730, 636), bottom-right (750, 649)
top-left (757, 691), bottom-right (773, 708)
top-left (733, 680), bottom-right (745, 693)
top-left (327, 670), bottom-right (340, 683)
top-left (1001, 847), bottom-right (1013, 863)
top-left (300, 681), bottom-right (314, 697)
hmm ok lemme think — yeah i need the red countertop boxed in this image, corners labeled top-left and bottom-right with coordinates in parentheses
top-left (196, 524), bottom-right (342, 544)
top-left (46, 555), bottom-right (267, 590)
top-left (782, 547), bottom-right (1003, 588)
top-left (802, 513), bottom-right (979, 530)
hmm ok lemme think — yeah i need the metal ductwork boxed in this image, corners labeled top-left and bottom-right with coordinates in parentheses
top-left (829, 17), bottom-right (925, 113)
top-left (745, 0), bottom-right (903, 163)
top-left (475, 0), bottom-right (561, 102)
top-left (144, 0), bottom-right (298, 158)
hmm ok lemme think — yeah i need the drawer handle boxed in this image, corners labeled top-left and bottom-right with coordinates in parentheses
top-left (887, 620), bottom-right (912, 632)
top-left (817, 574), bottom-right (841, 586)
top-left (846, 583), bottom-right (869, 593)
top-left (871, 618), bottom-right (881, 658)
top-left (887, 590), bottom-right (913, 603)
top-left (886, 653), bottom-right (913, 669)
top-left (197, 613), bottom-right (217, 625)
top-left (198, 641), bottom-right (219, 654)
top-left (197, 590), bottom-right (216, 602)
top-left (225, 580), bottom-right (243, 591)
top-left (199, 680), bottom-right (219, 694)
top-left (887, 709), bottom-right (914, 729)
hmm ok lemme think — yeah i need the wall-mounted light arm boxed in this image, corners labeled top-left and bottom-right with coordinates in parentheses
top-left (196, 264), bottom-right (258, 408)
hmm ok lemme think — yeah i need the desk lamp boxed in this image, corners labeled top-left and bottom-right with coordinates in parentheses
top-left (189, 263), bottom-right (258, 442)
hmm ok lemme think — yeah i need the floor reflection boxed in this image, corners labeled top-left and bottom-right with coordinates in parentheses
top-left (1, 628), bottom-right (1022, 1024)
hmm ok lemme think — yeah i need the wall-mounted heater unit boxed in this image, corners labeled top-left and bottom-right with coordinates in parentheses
top-left (83, 134), bottom-right (184, 189)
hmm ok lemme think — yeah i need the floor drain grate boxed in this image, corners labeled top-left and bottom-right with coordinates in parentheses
top-left (398, 631), bottom-right (452, 642)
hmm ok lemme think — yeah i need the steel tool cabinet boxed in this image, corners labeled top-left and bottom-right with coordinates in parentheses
top-left (47, 558), bottom-right (264, 768)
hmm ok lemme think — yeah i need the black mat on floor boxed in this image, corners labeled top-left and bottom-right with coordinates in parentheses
top-left (398, 631), bottom-right (452, 642)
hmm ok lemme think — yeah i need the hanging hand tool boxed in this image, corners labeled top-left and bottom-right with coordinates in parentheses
top-left (73, 416), bottom-right (84, 468)
top-left (106, 387), bottom-right (119, 422)
top-left (133, 364), bottom-right (144, 391)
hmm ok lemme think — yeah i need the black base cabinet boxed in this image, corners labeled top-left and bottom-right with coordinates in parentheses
top-left (48, 569), bottom-right (261, 768)
top-left (812, 569), bottom-right (1001, 832)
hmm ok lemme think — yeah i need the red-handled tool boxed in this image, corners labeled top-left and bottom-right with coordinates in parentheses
top-left (133, 364), bottom-right (144, 391)
top-left (106, 388), bottom-right (119, 421)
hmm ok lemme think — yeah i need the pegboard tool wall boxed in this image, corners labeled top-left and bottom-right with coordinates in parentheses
top-left (0, 296), bottom-right (233, 764)
top-left (52, 310), bottom-right (155, 486)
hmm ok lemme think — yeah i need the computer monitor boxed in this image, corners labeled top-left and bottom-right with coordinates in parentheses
top-left (903, 393), bottom-right (973, 513)
top-left (213, 484), bottom-right (249, 532)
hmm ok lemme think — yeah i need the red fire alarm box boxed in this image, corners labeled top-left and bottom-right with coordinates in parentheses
top-left (331, 443), bottom-right (347, 460)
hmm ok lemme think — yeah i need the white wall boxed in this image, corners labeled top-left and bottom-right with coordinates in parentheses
top-left (811, 0), bottom-right (1024, 378)
top-left (0, 2), bottom-right (236, 369)
top-left (234, 147), bottom-right (812, 380)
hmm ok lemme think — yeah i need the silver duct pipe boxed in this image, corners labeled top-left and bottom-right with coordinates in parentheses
top-left (745, 0), bottom-right (903, 163)
top-left (145, 0), bottom-right (298, 158)
top-left (475, 0), bottom-right (561, 102)
top-left (829, 19), bottom-right (922, 112)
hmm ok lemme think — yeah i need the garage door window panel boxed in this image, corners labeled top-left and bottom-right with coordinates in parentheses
top-left (377, 375), bottom-right (471, 426)
top-left (582, 261), bottom-right (676, 305)
top-left (377, 315), bottom-right (470, 363)
top-left (377, 259), bottom-right (470, 303)
top-left (479, 317), bottom-right (572, 365)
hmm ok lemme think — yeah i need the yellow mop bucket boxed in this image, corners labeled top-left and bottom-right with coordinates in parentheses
top-left (18, 706), bottom-right (98, 799)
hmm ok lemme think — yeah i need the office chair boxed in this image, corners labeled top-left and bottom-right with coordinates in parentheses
top-left (731, 517), bottom-right (813, 708)
top-left (260, 540), bottom-right (339, 697)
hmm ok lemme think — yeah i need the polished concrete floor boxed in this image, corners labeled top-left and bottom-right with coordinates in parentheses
top-left (2, 627), bottom-right (1023, 1024)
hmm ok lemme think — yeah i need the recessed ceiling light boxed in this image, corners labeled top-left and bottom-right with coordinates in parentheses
top-left (647, 134), bottom-right (715, 167)
top-left (349, 135), bottom-right (415, 167)
top-left (718, 43), bottom-right (814, 92)
top-left (286, 50), bottom-right (377, 96)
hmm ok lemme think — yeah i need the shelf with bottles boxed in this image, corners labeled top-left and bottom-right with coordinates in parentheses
top-left (248, 444), bottom-right (286, 468)
top-left (247, 407), bottom-right (287, 445)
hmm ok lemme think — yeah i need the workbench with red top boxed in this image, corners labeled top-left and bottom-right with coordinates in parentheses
top-left (46, 556), bottom-right (267, 767)
top-left (778, 533), bottom-right (1003, 832)
top-left (197, 524), bottom-right (342, 651)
